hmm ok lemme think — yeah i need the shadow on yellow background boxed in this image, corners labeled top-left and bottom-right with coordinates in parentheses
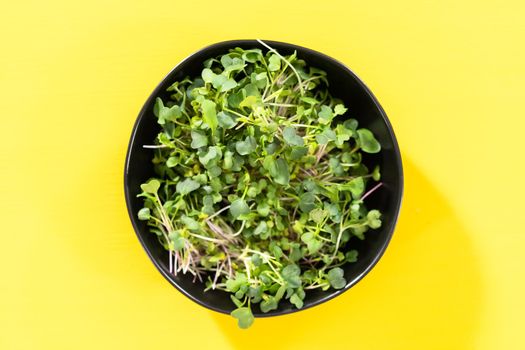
top-left (209, 157), bottom-right (483, 349)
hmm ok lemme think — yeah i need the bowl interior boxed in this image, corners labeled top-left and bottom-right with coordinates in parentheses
top-left (124, 40), bottom-right (403, 316)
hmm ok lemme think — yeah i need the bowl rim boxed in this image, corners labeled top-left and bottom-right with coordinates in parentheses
top-left (124, 39), bottom-right (404, 317)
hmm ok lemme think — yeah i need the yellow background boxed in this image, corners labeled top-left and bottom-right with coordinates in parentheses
top-left (1, 0), bottom-right (524, 349)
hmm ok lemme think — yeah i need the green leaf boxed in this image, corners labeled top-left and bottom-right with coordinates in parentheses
top-left (201, 68), bottom-right (215, 83)
top-left (281, 264), bottom-right (302, 288)
top-left (290, 293), bottom-right (304, 309)
top-left (327, 267), bottom-right (346, 289)
top-left (168, 230), bottom-right (185, 251)
top-left (269, 242), bottom-right (283, 259)
top-left (141, 179), bottom-right (160, 194)
top-left (239, 95), bottom-right (258, 109)
top-left (346, 177), bottom-right (365, 198)
top-left (242, 49), bottom-right (262, 63)
top-left (308, 208), bottom-right (328, 224)
top-left (211, 74), bottom-right (227, 89)
top-left (253, 221), bottom-right (267, 236)
top-left (344, 118), bottom-right (359, 131)
top-left (201, 99), bottom-right (218, 134)
top-left (252, 72), bottom-right (268, 89)
top-left (199, 146), bottom-right (219, 167)
top-left (268, 54), bottom-right (281, 71)
top-left (260, 297), bottom-right (279, 313)
top-left (257, 202), bottom-right (270, 217)
top-left (289, 146), bottom-right (308, 160)
top-left (282, 127), bottom-right (304, 146)
top-left (328, 157), bottom-right (345, 176)
top-left (226, 273), bottom-right (248, 292)
top-left (230, 295), bottom-right (244, 308)
top-left (235, 136), bottom-right (257, 155)
top-left (357, 128), bottom-right (381, 153)
top-left (230, 307), bottom-right (254, 329)
top-left (345, 250), bottom-right (359, 263)
top-left (372, 165), bottom-right (381, 181)
top-left (367, 209), bottom-right (382, 229)
top-left (166, 157), bottom-right (178, 168)
top-left (298, 192), bottom-right (316, 212)
top-left (301, 232), bottom-right (323, 254)
top-left (176, 178), bottom-right (200, 196)
top-left (264, 157), bottom-right (290, 186)
top-left (275, 284), bottom-right (286, 301)
top-left (334, 104), bottom-right (348, 115)
top-left (217, 111), bottom-right (236, 129)
top-left (208, 165), bottom-right (222, 177)
top-left (220, 55), bottom-right (233, 67)
top-left (190, 130), bottom-right (208, 149)
top-left (224, 62), bottom-right (246, 74)
top-left (316, 129), bottom-right (336, 144)
top-left (318, 105), bottom-right (333, 124)
top-left (324, 202), bottom-right (342, 223)
top-left (154, 98), bottom-right (181, 124)
top-left (137, 208), bottom-right (150, 220)
top-left (181, 215), bottom-right (200, 231)
top-left (230, 198), bottom-right (250, 219)
top-left (228, 90), bottom-right (244, 108)
top-left (221, 79), bottom-right (237, 92)
top-left (193, 173), bottom-right (208, 185)
top-left (335, 124), bottom-right (352, 147)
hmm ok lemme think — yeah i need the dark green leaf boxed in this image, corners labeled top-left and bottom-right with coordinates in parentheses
top-left (298, 192), bottom-right (316, 212)
top-left (357, 128), bottom-right (381, 153)
top-left (345, 250), bottom-right (359, 263)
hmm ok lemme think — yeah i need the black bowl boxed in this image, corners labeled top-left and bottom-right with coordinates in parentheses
top-left (124, 40), bottom-right (403, 317)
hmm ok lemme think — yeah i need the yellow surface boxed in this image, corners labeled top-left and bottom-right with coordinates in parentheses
top-left (1, 0), bottom-right (524, 349)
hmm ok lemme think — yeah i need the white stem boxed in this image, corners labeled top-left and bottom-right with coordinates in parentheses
top-left (257, 39), bottom-right (305, 95)
top-left (232, 220), bottom-right (246, 237)
top-left (205, 205), bottom-right (231, 221)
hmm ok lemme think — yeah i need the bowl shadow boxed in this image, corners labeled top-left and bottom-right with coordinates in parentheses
top-left (209, 157), bottom-right (483, 349)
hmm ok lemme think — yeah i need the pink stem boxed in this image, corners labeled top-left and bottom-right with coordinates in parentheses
top-left (361, 182), bottom-right (383, 201)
